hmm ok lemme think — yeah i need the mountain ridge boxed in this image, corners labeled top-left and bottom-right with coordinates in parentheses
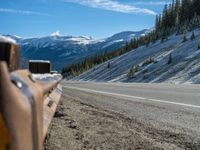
top-left (2, 29), bottom-right (150, 70)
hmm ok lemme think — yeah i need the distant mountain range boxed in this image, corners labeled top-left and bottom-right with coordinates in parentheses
top-left (3, 29), bottom-right (150, 70)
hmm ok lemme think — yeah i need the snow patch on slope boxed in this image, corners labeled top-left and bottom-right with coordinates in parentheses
top-left (102, 39), bottom-right (124, 49)
top-left (51, 30), bottom-right (61, 36)
top-left (73, 28), bottom-right (200, 84)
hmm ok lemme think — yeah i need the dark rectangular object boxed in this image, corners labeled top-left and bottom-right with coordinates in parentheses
top-left (29, 60), bottom-right (51, 74)
top-left (0, 42), bottom-right (20, 72)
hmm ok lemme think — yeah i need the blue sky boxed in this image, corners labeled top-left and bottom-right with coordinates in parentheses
top-left (1, 0), bottom-right (171, 38)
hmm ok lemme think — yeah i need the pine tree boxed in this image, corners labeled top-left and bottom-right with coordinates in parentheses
top-left (127, 65), bottom-right (140, 79)
top-left (168, 53), bottom-right (173, 64)
top-left (193, 0), bottom-right (200, 16)
top-left (107, 62), bottom-right (111, 68)
top-left (162, 4), bottom-right (169, 29)
top-left (182, 34), bottom-right (188, 42)
top-left (180, 0), bottom-right (190, 23)
top-left (191, 32), bottom-right (195, 40)
top-left (124, 42), bottom-right (129, 51)
top-left (127, 66), bottom-right (134, 79)
top-left (174, 0), bottom-right (181, 27)
top-left (198, 44), bottom-right (200, 50)
top-left (155, 15), bottom-right (161, 31)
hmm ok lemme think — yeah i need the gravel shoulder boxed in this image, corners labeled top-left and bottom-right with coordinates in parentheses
top-left (45, 88), bottom-right (200, 150)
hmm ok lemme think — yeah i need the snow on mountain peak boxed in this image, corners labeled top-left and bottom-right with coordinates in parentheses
top-left (51, 30), bottom-right (61, 36)
top-left (69, 36), bottom-right (98, 45)
top-left (106, 29), bottom-right (150, 42)
top-left (7, 29), bottom-right (151, 70)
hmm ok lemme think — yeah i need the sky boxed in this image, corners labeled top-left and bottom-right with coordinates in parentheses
top-left (1, 0), bottom-right (171, 38)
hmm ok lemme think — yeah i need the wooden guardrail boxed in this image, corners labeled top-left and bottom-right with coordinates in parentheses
top-left (0, 41), bottom-right (62, 150)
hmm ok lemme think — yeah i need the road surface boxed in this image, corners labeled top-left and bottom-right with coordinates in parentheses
top-left (45, 81), bottom-right (200, 149)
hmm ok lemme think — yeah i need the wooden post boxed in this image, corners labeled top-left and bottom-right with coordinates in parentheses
top-left (0, 42), bottom-right (20, 72)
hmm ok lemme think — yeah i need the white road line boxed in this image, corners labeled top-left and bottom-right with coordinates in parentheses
top-left (63, 85), bottom-right (200, 109)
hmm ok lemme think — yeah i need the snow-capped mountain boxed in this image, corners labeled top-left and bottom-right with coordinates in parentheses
top-left (3, 29), bottom-right (149, 70)
top-left (105, 29), bottom-right (150, 42)
top-left (73, 28), bottom-right (200, 84)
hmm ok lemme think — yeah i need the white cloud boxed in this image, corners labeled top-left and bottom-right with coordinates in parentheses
top-left (0, 8), bottom-right (51, 16)
top-left (63, 0), bottom-right (157, 15)
top-left (131, 1), bottom-right (170, 6)
top-left (51, 30), bottom-right (61, 36)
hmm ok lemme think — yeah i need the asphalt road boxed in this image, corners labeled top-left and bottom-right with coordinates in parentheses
top-left (63, 81), bottom-right (200, 106)
top-left (61, 81), bottom-right (200, 146)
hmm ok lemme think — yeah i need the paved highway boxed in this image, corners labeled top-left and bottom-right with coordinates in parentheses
top-left (61, 81), bottom-right (200, 147)
top-left (63, 81), bottom-right (200, 107)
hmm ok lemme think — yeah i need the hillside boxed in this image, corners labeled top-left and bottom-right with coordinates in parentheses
top-left (3, 30), bottom-right (149, 70)
top-left (72, 28), bottom-right (200, 84)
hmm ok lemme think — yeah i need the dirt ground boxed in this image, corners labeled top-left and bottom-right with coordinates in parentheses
top-left (44, 93), bottom-right (199, 150)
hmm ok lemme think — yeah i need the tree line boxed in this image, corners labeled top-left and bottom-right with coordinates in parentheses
top-left (62, 0), bottom-right (200, 77)
top-left (155, 0), bottom-right (200, 40)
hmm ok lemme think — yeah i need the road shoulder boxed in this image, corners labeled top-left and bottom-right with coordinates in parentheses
top-left (44, 91), bottom-right (199, 149)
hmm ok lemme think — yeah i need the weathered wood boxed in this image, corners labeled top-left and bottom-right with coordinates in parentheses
top-left (0, 42), bottom-right (20, 72)
top-left (43, 84), bottom-right (62, 140)
top-left (0, 62), bottom-right (62, 150)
